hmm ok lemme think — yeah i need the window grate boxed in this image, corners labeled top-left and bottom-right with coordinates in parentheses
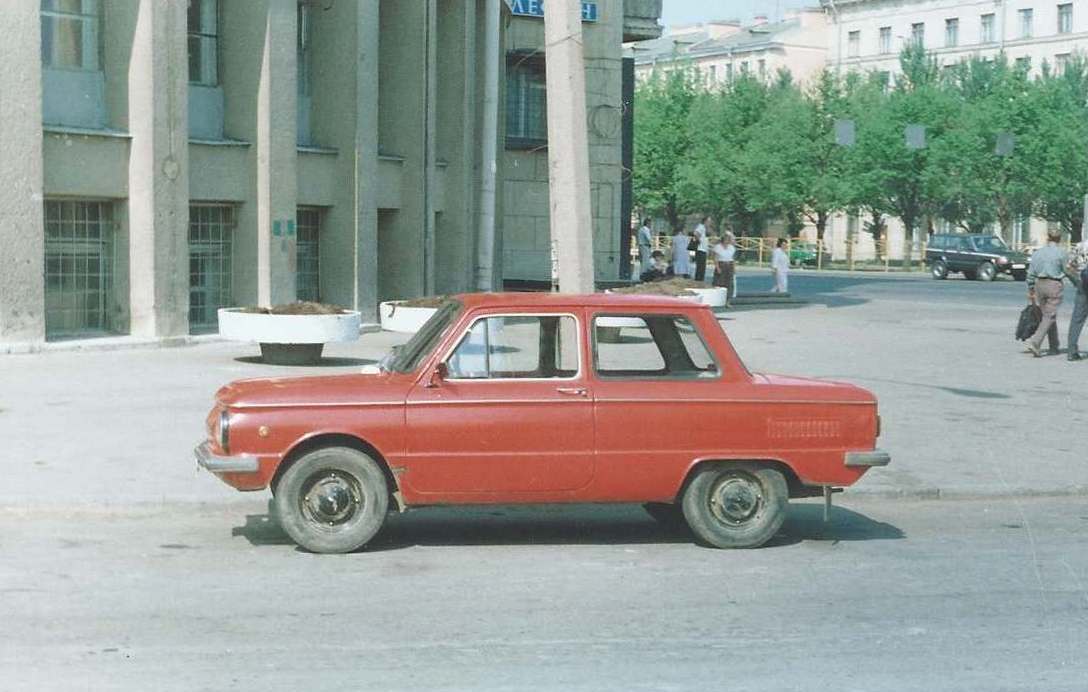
top-left (296, 207), bottom-right (321, 303)
top-left (44, 199), bottom-right (114, 339)
top-left (188, 204), bottom-right (234, 333)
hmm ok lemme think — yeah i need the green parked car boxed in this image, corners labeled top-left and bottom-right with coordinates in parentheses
top-left (789, 241), bottom-right (831, 267)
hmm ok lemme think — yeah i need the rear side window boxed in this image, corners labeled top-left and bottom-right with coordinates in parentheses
top-left (593, 314), bottom-right (718, 379)
top-left (929, 236), bottom-right (946, 250)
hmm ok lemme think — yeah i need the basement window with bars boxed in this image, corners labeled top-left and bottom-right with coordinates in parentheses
top-left (506, 52), bottom-right (547, 149)
top-left (296, 206), bottom-right (321, 302)
top-left (188, 204), bottom-right (234, 333)
top-left (44, 199), bottom-right (115, 339)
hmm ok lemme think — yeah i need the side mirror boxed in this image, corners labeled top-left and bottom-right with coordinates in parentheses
top-left (426, 362), bottom-right (448, 388)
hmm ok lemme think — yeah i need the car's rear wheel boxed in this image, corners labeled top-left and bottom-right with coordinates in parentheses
top-left (273, 446), bottom-right (388, 554)
top-left (977, 261), bottom-right (996, 282)
top-left (931, 259), bottom-right (949, 279)
top-left (681, 463), bottom-right (788, 549)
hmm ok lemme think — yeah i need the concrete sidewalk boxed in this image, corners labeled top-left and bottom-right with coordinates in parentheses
top-left (0, 279), bottom-right (1082, 511)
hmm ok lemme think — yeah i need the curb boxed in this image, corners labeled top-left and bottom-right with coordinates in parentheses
top-left (842, 484), bottom-right (1088, 501)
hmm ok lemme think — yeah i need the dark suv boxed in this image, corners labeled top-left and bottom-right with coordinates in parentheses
top-left (926, 234), bottom-right (1029, 281)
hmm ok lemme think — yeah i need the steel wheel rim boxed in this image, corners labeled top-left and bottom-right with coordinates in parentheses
top-left (300, 469), bottom-right (364, 529)
top-left (708, 473), bottom-right (764, 526)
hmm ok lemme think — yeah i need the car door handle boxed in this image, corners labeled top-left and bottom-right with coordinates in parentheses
top-left (556, 387), bottom-right (587, 397)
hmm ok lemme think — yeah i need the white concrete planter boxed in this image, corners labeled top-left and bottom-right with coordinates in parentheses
top-left (218, 308), bottom-right (361, 365)
top-left (686, 287), bottom-right (728, 307)
top-left (379, 301), bottom-right (439, 333)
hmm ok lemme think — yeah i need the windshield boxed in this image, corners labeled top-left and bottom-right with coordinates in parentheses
top-left (971, 236), bottom-right (1009, 252)
top-left (388, 300), bottom-right (463, 373)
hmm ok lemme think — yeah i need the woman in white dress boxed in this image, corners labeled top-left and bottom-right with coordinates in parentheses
top-left (671, 227), bottom-right (692, 278)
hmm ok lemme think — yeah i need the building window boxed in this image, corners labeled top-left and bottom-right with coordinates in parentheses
top-left (1016, 56), bottom-right (1032, 71)
top-left (296, 207), bottom-right (321, 303)
top-left (945, 18), bottom-right (959, 47)
top-left (981, 13), bottom-right (996, 43)
top-left (40, 0), bottom-right (100, 71)
top-left (741, 61), bottom-right (750, 74)
top-left (879, 26), bottom-right (892, 54)
top-left (877, 71), bottom-right (892, 92)
top-left (188, 0), bottom-right (219, 86)
top-left (1019, 8), bottom-right (1033, 39)
top-left (1056, 52), bottom-right (1071, 74)
top-left (911, 22), bottom-right (925, 48)
top-left (757, 58), bottom-right (766, 76)
top-left (707, 64), bottom-right (716, 84)
top-left (43, 199), bottom-right (114, 339)
top-left (188, 204), bottom-right (234, 333)
top-left (506, 53), bottom-right (547, 148)
top-left (725, 62), bottom-right (734, 80)
top-left (297, 1), bottom-right (313, 145)
top-left (1058, 3), bottom-right (1073, 34)
top-left (848, 31), bottom-right (860, 57)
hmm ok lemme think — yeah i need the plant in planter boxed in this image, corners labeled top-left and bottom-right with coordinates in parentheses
top-left (378, 296), bottom-right (449, 333)
top-left (607, 278), bottom-right (727, 307)
top-left (218, 302), bottom-right (361, 365)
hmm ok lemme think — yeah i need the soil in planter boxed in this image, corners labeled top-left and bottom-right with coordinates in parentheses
top-left (394, 296), bottom-right (449, 309)
top-left (607, 278), bottom-right (705, 298)
top-left (239, 301), bottom-right (349, 315)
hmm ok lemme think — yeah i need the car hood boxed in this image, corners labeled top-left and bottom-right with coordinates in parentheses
top-left (755, 373), bottom-right (876, 403)
top-left (216, 371), bottom-right (410, 409)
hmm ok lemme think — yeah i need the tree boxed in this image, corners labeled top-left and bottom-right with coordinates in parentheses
top-left (633, 68), bottom-right (702, 228)
top-left (1031, 57), bottom-right (1088, 242)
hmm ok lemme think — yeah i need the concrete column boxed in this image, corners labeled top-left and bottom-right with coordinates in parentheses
top-left (256, 0), bottom-right (298, 306)
top-left (544, 0), bottom-right (596, 294)
top-left (128, 0), bottom-right (190, 338)
top-left (0, 2), bottom-right (45, 344)
top-left (354, 0), bottom-right (381, 321)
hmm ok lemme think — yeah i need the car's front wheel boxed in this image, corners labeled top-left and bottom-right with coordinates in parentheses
top-left (273, 446), bottom-right (389, 554)
top-left (931, 259), bottom-right (949, 279)
top-left (681, 463), bottom-right (788, 549)
top-left (977, 261), bottom-right (996, 282)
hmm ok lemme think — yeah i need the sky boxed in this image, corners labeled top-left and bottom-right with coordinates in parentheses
top-left (660, 0), bottom-right (818, 27)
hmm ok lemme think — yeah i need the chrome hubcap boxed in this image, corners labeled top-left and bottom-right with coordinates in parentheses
top-left (301, 471), bottom-right (362, 527)
top-left (709, 475), bottom-right (763, 526)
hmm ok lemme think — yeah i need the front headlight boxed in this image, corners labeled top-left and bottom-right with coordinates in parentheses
top-left (219, 409), bottom-right (231, 454)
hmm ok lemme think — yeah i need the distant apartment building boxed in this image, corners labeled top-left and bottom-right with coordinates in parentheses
top-left (824, 0), bottom-right (1086, 80)
top-left (0, 0), bottom-right (662, 349)
top-left (629, 9), bottom-right (830, 85)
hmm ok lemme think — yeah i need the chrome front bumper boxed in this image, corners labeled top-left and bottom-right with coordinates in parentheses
top-left (194, 441), bottom-right (259, 473)
top-left (845, 449), bottom-right (892, 468)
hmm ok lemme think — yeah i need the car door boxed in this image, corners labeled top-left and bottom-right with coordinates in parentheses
top-left (589, 311), bottom-right (736, 502)
top-left (947, 236), bottom-right (970, 271)
top-left (403, 311), bottom-right (595, 498)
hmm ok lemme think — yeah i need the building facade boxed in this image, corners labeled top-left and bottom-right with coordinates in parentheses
top-left (630, 10), bottom-right (830, 86)
top-left (0, 0), bottom-right (662, 349)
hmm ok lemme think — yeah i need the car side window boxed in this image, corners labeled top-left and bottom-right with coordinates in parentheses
top-left (593, 314), bottom-right (718, 379)
top-left (446, 315), bottom-right (579, 380)
top-left (930, 236), bottom-right (946, 250)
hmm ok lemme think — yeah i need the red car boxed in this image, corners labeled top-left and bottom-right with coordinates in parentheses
top-left (196, 293), bottom-right (889, 553)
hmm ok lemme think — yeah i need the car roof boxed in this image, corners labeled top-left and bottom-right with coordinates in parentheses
top-left (452, 291), bottom-right (707, 310)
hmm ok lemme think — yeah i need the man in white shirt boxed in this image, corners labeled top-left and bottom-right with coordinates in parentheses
top-left (711, 232), bottom-right (737, 304)
top-left (771, 238), bottom-right (790, 293)
top-left (693, 216), bottom-right (710, 282)
top-left (636, 218), bottom-right (654, 275)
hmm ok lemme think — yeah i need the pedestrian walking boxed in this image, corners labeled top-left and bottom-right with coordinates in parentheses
top-left (1066, 237), bottom-right (1088, 361)
top-left (771, 238), bottom-right (790, 293)
top-left (693, 216), bottom-right (710, 282)
top-left (637, 218), bottom-right (654, 275)
top-left (711, 232), bottom-right (737, 304)
top-left (1025, 229), bottom-right (1070, 357)
top-left (671, 226), bottom-right (692, 278)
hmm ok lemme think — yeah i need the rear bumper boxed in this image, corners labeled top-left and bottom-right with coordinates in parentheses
top-left (194, 441), bottom-right (259, 474)
top-left (844, 449), bottom-right (891, 468)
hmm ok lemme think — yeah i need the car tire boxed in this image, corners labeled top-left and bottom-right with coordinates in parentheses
top-left (643, 502), bottom-right (690, 533)
top-left (977, 261), bottom-right (996, 282)
top-left (273, 446), bottom-right (389, 554)
top-left (1012, 269), bottom-right (1027, 282)
top-left (931, 259), bottom-right (949, 279)
top-left (681, 463), bottom-right (788, 549)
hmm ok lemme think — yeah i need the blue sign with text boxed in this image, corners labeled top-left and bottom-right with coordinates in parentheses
top-left (509, 0), bottom-right (598, 22)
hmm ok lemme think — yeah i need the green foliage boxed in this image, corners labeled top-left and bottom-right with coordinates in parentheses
top-left (633, 45), bottom-right (1088, 243)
